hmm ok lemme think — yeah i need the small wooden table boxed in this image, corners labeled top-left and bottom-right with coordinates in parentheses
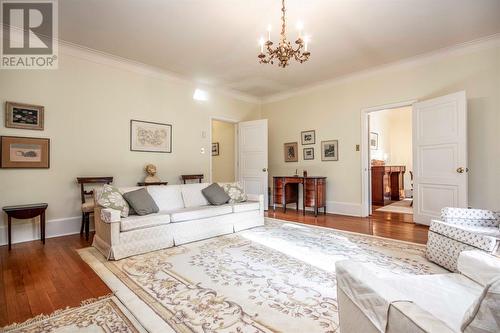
top-left (3, 203), bottom-right (48, 250)
top-left (137, 181), bottom-right (168, 186)
top-left (273, 176), bottom-right (327, 216)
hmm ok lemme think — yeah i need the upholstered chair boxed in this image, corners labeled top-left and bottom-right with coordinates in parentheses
top-left (426, 207), bottom-right (500, 271)
top-left (76, 177), bottom-right (113, 240)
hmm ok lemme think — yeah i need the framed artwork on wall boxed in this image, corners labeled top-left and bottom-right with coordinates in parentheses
top-left (130, 120), bottom-right (172, 153)
top-left (0, 136), bottom-right (50, 168)
top-left (321, 140), bottom-right (338, 161)
top-left (212, 142), bottom-right (219, 156)
top-left (370, 132), bottom-right (379, 149)
top-left (284, 142), bottom-right (298, 162)
top-left (301, 130), bottom-right (315, 145)
top-left (5, 101), bottom-right (44, 130)
top-left (303, 147), bottom-right (314, 160)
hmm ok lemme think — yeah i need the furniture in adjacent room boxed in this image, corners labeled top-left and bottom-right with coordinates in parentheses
top-left (336, 250), bottom-right (500, 333)
top-left (272, 176), bottom-right (327, 216)
top-left (371, 164), bottom-right (406, 206)
top-left (93, 183), bottom-right (264, 260)
top-left (77, 176), bottom-right (113, 240)
top-left (3, 203), bottom-right (48, 250)
top-left (137, 181), bottom-right (168, 186)
top-left (426, 207), bottom-right (500, 271)
top-left (181, 174), bottom-right (204, 184)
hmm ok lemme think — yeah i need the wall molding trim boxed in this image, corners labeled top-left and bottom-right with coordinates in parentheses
top-left (0, 216), bottom-right (93, 246)
top-left (261, 33), bottom-right (500, 104)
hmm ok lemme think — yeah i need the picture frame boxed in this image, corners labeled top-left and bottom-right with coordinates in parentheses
top-left (370, 132), bottom-right (379, 150)
top-left (284, 142), bottom-right (298, 162)
top-left (0, 136), bottom-right (50, 168)
top-left (5, 101), bottom-right (44, 130)
top-left (212, 142), bottom-right (219, 156)
top-left (301, 130), bottom-right (315, 145)
top-left (130, 119), bottom-right (172, 153)
top-left (321, 140), bottom-right (338, 161)
top-left (303, 147), bottom-right (314, 160)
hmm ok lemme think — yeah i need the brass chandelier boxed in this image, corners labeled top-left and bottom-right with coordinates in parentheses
top-left (258, 0), bottom-right (310, 68)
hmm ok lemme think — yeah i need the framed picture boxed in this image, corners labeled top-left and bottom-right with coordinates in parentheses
top-left (0, 136), bottom-right (50, 168)
top-left (130, 120), bottom-right (172, 153)
top-left (284, 142), bottom-right (298, 162)
top-left (212, 142), bottom-right (219, 156)
top-left (5, 101), bottom-right (44, 130)
top-left (370, 132), bottom-right (379, 150)
top-left (303, 147), bottom-right (314, 160)
top-left (301, 130), bottom-right (315, 145)
top-left (321, 140), bottom-right (338, 161)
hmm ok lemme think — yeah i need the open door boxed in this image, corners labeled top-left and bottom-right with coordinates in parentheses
top-left (413, 91), bottom-right (468, 225)
top-left (238, 119), bottom-right (268, 209)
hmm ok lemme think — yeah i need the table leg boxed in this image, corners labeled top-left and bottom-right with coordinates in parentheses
top-left (314, 180), bottom-right (318, 217)
top-left (8, 215), bottom-right (12, 250)
top-left (41, 211), bottom-right (46, 244)
top-left (302, 182), bottom-right (306, 215)
top-left (283, 183), bottom-right (286, 213)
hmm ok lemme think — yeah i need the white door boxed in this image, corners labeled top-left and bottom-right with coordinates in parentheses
top-left (238, 119), bottom-right (268, 209)
top-left (413, 91), bottom-right (468, 225)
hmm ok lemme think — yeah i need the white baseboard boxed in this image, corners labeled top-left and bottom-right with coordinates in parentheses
top-left (0, 216), bottom-right (95, 246)
top-left (278, 201), bottom-right (362, 217)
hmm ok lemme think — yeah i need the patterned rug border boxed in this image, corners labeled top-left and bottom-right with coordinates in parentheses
top-left (264, 217), bottom-right (427, 247)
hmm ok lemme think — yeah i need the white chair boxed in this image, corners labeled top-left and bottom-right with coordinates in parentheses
top-left (426, 207), bottom-right (500, 271)
top-left (336, 250), bottom-right (500, 333)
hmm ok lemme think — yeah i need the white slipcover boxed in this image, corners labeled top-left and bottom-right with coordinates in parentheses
top-left (169, 205), bottom-right (232, 223)
top-left (232, 201), bottom-right (260, 213)
top-left (120, 213), bottom-right (171, 232)
top-left (146, 185), bottom-right (184, 211)
top-left (180, 182), bottom-right (210, 207)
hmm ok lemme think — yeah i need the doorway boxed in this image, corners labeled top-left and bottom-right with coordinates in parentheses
top-left (211, 119), bottom-right (237, 183)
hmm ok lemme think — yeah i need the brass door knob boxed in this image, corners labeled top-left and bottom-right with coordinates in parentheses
top-left (262, 168), bottom-right (267, 172)
top-left (456, 167), bottom-right (465, 173)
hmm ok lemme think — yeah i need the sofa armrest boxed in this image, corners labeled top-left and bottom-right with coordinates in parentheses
top-left (100, 208), bottom-right (121, 223)
top-left (441, 207), bottom-right (500, 227)
top-left (247, 194), bottom-right (265, 215)
top-left (93, 202), bottom-right (120, 250)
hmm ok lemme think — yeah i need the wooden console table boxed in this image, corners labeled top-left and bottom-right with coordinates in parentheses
top-left (371, 165), bottom-right (406, 205)
top-left (3, 203), bottom-right (48, 250)
top-left (273, 176), bottom-right (327, 216)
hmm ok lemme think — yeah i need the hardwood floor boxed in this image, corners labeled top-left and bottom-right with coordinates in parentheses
top-left (0, 207), bottom-right (427, 327)
top-left (265, 206), bottom-right (429, 244)
top-left (0, 233), bottom-right (110, 327)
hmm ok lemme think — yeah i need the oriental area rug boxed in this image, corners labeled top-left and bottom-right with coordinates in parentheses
top-left (78, 218), bottom-right (445, 333)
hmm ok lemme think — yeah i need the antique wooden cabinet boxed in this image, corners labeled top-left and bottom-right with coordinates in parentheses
top-left (273, 176), bottom-right (327, 216)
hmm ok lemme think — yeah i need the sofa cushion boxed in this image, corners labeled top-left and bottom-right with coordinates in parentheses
top-left (202, 183), bottom-right (230, 205)
top-left (123, 188), bottom-right (159, 216)
top-left (146, 185), bottom-right (184, 211)
top-left (457, 251), bottom-right (500, 287)
top-left (120, 213), bottom-right (171, 232)
top-left (232, 201), bottom-right (260, 213)
top-left (181, 183), bottom-right (210, 207)
top-left (97, 184), bottom-right (130, 217)
top-left (169, 205), bottom-right (232, 223)
top-left (429, 220), bottom-right (500, 252)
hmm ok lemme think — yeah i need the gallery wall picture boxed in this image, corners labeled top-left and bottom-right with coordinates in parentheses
top-left (321, 140), bottom-right (338, 161)
top-left (0, 136), bottom-right (50, 168)
top-left (212, 142), bottom-right (219, 156)
top-left (130, 120), bottom-right (172, 153)
top-left (284, 142), bottom-right (298, 162)
top-left (301, 130), bottom-right (316, 145)
top-left (303, 147), bottom-right (314, 160)
top-left (370, 132), bottom-right (379, 149)
top-left (5, 101), bottom-right (44, 130)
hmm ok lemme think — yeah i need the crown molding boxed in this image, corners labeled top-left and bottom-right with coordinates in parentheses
top-left (58, 40), bottom-right (262, 104)
top-left (261, 33), bottom-right (500, 104)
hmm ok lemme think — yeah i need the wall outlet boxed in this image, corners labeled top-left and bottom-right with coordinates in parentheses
top-left (200, 147), bottom-right (205, 154)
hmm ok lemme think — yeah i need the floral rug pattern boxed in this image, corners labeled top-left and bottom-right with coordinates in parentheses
top-left (81, 218), bottom-right (446, 333)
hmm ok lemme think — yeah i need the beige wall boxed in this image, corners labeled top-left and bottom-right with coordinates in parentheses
top-left (0, 48), bottom-right (259, 244)
top-left (370, 107), bottom-right (412, 190)
top-left (262, 43), bottom-right (500, 213)
top-left (211, 120), bottom-right (236, 182)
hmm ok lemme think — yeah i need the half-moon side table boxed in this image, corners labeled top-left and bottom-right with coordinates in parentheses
top-left (3, 203), bottom-right (48, 250)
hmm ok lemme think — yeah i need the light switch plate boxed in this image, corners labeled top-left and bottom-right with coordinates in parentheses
top-left (356, 144), bottom-right (360, 151)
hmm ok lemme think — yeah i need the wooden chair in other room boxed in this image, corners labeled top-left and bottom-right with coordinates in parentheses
top-left (181, 174), bottom-right (204, 184)
top-left (76, 176), bottom-right (113, 240)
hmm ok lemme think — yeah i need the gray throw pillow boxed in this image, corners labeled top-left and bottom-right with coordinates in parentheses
top-left (202, 183), bottom-right (230, 205)
top-left (122, 188), bottom-right (159, 216)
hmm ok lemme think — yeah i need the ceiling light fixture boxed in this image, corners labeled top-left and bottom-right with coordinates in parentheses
top-left (258, 0), bottom-right (310, 68)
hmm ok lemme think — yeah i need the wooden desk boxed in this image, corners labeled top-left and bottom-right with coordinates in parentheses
top-left (3, 203), bottom-right (48, 250)
top-left (273, 176), bottom-right (327, 216)
top-left (371, 165), bottom-right (406, 205)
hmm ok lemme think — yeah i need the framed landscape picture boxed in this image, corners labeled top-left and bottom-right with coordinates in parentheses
top-left (303, 147), bottom-right (314, 160)
top-left (370, 132), bottom-right (379, 149)
top-left (212, 142), bottom-right (219, 156)
top-left (5, 101), bottom-right (44, 130)
top-left (321, 140), bottom-right (338, 161)
top-left (301, 130), bottom-right (315, 145)
top-left (0, 136), bottom-right (50, 168)
top-left (284, 142), bottom-right (298, 162)
top-left (130, 120), bottom-right (172, 153)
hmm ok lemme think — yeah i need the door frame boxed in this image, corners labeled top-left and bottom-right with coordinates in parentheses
top-left (360, 99), bottom-right (417, 217)
top-left (209, 116), bottom-right (238, 183)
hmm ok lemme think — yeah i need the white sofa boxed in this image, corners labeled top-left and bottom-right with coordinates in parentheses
top-left (336, 250), bottom-right (500, 333)
top-left (92, 183), bottom-right (264, 260)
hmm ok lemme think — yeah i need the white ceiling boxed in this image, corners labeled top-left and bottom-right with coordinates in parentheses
top-left (59, 0), bottom-right (500, 98)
